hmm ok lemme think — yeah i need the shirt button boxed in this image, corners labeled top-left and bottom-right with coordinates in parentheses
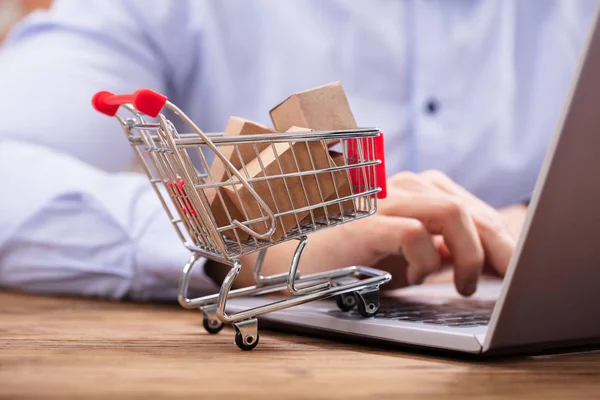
top-left (425, 99), bottom-right (439, 115)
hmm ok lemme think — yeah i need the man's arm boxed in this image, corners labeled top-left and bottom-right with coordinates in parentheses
top-left (0, 0), bottom-right (173, 171)
top-left (0, 0), bottom-right (216, 299)
top-left (0, 140), bottom-right (218, 300)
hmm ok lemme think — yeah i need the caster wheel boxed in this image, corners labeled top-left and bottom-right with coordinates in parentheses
top-left (357, 290), bottom-right (380, 318)
top-left (234, 329), bottom-right (259, 351)
top-left (203, 315), bottom-right (224, 334)
top-left (336, 292), bottom-right (358, 312)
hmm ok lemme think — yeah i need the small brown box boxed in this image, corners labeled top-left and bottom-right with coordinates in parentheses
top-left (223, 128), bottom-right (344, 241)
top-left (208, 117), bottom-right (275, 242)
top-left (211, 117), bottom-right (275, 181)
top-left (310, 151), bottom-right (355, 222)
top-left (269, 81), bottom-right (358, 134)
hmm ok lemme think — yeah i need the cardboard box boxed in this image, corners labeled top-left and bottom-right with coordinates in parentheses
top-left (270, 82), bottom-right (357, 135)
top-left (211, 117), bottom-right (275, 181)
top-left (310, 151), bottom-right (355, 222)
top-left (208, 117), bottom-right (275, 242)
top-left (223, 127), bottom-right (346, 241)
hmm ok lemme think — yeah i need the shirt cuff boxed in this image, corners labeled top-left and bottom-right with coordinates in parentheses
top-left (131, 200), bottom-right (219, 301)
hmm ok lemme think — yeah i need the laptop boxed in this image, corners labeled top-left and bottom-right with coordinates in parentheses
top-left (229, 7), bottom-right (600, 356)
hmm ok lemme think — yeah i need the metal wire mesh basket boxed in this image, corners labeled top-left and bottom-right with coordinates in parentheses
top-left (93, 88), bottom-right (391, 350)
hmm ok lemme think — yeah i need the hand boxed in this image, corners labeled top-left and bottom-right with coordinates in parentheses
top-left (424, 202), bottom-right (529, 285)
top-left (234, 170), bottom-right (525, 296)
top-left (345, 170), bottom-right (521, 294)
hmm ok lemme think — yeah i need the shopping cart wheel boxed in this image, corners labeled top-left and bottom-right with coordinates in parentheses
top-left (336, 292), bottom-right (358, 312)
top-left (200, 305), bottom-right (224, 334)
top-left (356, 288), bottom-right (380, 318)
top-left (203, 315), bottom-right (224, 334)
top-left (233, 318), bottom-right (259, 351)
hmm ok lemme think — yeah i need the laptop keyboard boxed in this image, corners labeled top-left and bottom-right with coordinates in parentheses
top-left (368, 297), bottom-right (495, 328)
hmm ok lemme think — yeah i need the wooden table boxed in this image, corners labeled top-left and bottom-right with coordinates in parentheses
top-left (1, 291), bottom-right (599, 399)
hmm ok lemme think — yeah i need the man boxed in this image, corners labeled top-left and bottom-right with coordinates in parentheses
top-left (0, 0), bottom-right (595, 300)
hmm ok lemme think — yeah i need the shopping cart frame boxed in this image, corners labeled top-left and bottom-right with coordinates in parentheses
top-left (93, 89), bottom-right (391, 350)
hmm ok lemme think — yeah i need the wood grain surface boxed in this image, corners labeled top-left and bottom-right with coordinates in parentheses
top-left (1, 291), bottom-right (599, 399)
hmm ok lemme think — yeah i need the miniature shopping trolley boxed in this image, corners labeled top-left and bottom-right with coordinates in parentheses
top-left (92, 88), bottom-right (391, 350)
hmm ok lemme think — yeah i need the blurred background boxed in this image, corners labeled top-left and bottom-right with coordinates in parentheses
top-left (0, 0), bottom-right (51, 43)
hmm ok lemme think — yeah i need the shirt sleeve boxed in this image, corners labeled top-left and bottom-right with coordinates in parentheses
top-left (0, 139), bottom-right (217, 300)
top-left (0, 0), bottom-right (217, 300)
top-left (0, 0), bottom-right (199, 172)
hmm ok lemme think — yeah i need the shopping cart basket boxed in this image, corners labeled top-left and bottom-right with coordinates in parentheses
top-left (92, 88), bottom-right (391, 350)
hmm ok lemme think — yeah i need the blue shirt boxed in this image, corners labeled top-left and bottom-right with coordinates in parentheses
top-left (0, 0), bottom-right (596, 299)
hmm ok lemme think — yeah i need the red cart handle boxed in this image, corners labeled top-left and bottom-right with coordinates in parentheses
top-left (374, 132), bottom-right (387, 199)
top-left (92, 89), bottom-right (168, 117)
top-left (349, 131), bottom-right (387, 199)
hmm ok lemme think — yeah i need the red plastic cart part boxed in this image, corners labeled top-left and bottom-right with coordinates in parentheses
top-left (92, 89), bottom-right (168, 118)
top-left (375, 132), bottom-right (387, 199)
top-left (348, 131), bottom-right (387, 199)
top-left (168, 178), bottom-right (198, 217)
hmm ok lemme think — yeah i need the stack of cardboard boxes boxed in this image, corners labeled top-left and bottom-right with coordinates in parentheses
top-left (208, 82), bottom-right (358, 242)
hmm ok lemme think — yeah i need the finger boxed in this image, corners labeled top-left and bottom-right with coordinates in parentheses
top-left (385, 187), bottom-right (485, 296)
top-left (376, 216), bottom-right (442, 285)
top-left (433, 235), bottom-right (452, 262)
top-left (387, 171), bottom-right (438, 197)
top-left (420, 170), bottom-right (516, 275)
top-left (420, 170), bottom-right (498, 214)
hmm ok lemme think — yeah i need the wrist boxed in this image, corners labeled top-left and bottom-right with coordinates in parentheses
top-left (204, 259), bottom-right (230, 286)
